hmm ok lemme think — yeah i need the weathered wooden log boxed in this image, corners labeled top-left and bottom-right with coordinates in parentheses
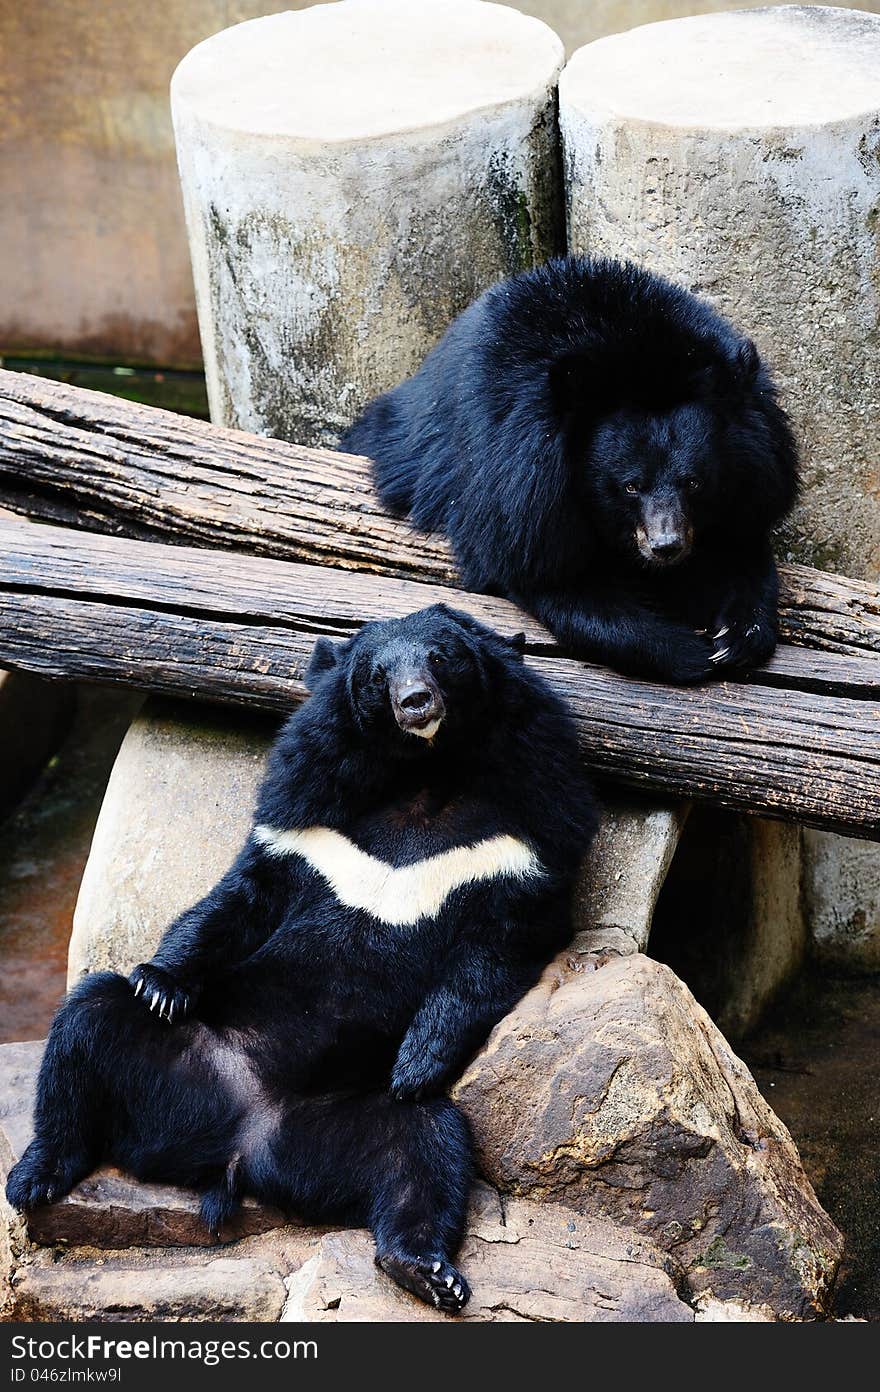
top-left (0, 516), bottom-right (877, 840)
top-left (0, 369), bottom-right (452, 582)
top-left (1, 369), bottom-right (878, 659)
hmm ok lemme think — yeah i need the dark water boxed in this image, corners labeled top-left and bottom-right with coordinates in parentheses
top-left (741, 969), bottom-right (880, 1321)
top-left (0, 684), bottom-right (140, 1043)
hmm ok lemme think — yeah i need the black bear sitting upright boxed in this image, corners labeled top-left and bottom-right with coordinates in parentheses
top-left (7, 606), bottom-right (596, 1313)
top-left (342, 257), bottom-right (799, 685)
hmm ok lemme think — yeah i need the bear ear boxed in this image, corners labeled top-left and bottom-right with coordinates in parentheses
top-left (505, 631), bottom-right (527, 659)
top-left (305, 636), bottom-right (342, 691)
top-left (438, 605), bottom-right (488, 638)
top-left (733, 338), bottom-right (760, 384)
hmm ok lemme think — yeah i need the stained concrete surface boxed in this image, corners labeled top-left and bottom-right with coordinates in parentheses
top-left (0, 685), bottom-right (140, 1043)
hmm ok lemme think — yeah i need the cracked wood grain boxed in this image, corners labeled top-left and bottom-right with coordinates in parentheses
top-left (0, 516), bottom-right (877, 839)
top-left (0, 369), bottom-right (878, 659)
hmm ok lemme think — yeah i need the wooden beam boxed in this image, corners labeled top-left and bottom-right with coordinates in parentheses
top-left (0, 516), bottom-right (877, 840)
top-left (1, 369), bottom-right (878, 659)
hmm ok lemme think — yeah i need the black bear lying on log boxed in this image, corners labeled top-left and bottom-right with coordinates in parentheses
top-left (6, 606), bottom-right (596, 1314)
top-left (344, 257), bottom-right (800, 685)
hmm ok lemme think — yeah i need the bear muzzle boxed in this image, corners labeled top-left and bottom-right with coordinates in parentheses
top-left (390, 671), bottom-right (446, 738)
top-left (636, 498), bottom-right (693, 567)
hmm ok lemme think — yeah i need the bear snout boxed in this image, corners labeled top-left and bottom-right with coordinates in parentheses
top-left (390, 671), bottom-right (446, 737)
top-left (637, 501), bottom-right (693, 566)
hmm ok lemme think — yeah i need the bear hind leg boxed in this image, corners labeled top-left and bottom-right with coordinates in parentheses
top-left (376, 1251), bottom-right (470, 1316)
top-left (5, 1137), bottom-right (94, 1212)
top-left (369, 1097), bottom-right (473, 1314)
top-left (249, 1092), bottom-right (473, 1313)
top-left (4, 973), bottom-right (129, 1211)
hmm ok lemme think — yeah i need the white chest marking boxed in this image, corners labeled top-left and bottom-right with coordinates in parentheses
top-left (253, 824), bottom-right (544, 927)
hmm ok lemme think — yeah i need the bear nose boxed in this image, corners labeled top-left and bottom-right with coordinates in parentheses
top-left (391, 671), bottom-right (446, 736)
top-left (651, 535), bottom-right (684, 559)
top-left (398, 683), bottom-right (433, 712)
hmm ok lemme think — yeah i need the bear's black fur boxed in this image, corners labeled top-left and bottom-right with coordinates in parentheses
top-left (343, 257), bottom-right (799, 685)
top-left (7, 606), bottom-right (596, 1313)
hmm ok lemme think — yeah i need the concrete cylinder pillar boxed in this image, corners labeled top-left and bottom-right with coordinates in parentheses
top-left (68, 699), bottom-right (276, 985)
top-left (171, 0), bottom-right (564, 447)
top-left (560, 4), bottom-right (880, 977)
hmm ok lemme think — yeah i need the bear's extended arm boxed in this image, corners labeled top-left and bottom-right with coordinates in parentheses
top-left (520, 584), bottom-right (719, 685)
top-left (521, 537), bottom-right (780, 684)
top-left (390, 939), bottom-right (548, 1102)
top-left (129, 844), bottom-right (283, 1023)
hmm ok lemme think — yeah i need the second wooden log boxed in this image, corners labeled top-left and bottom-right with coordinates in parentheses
top-left (1, 369), bottom-right (878, 659)
top-left (0, 515), bottom-right (876, 839)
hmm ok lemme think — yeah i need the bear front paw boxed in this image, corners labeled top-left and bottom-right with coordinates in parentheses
top-left (390, 1072), bottom-right (431, 1103)
top-left (128, 963), bottom-right (191, 1024)
top-left (391, 1083), bottom-right (422, 1103)
top-left (390, 1046), bottom-right (445, 1103)
top-left (640, 626), bottom-right (715, 685)
top-left (708, 613), bottom-right (776, 673)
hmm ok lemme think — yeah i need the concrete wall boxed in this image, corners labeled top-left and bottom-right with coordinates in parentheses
top-left (3, 2), bottom-right (879, 366)
top-left (0, 2), bottom-right (302, 366)
top-left (514, 0), bottom-right (880, 51)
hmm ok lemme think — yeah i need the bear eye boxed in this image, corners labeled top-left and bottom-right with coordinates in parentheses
top-left (683, 477), bottom-right (701, 492)
top-left (624, 482), bottom-right (639, 496)
top-left (428, 650), bottom-right (447, 669)
top-left (370, 666), bottom-right (386, 688)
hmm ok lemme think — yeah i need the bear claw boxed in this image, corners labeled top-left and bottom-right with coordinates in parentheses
top-left (128, 965), bottom-right (190, 1024)
top-left (378, 1253), bottom-right (470, 1314)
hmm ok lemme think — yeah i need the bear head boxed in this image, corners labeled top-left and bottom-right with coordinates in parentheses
top-left (544, 263), bottom-right (799, 574)
top-left (305, 605), bottom-right (526, 749)
top-left (574, 340), bottom-right (768, 569)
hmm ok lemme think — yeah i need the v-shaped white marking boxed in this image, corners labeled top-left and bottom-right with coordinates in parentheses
top-left (253, 824), bottom-right (544, 927)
